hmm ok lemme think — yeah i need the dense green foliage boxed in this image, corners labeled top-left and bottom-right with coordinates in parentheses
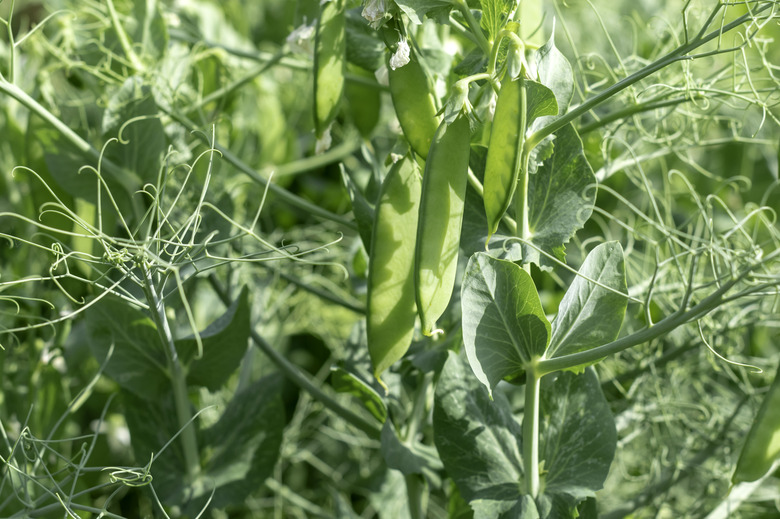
top-left (1, 0), bottom-right (779, 517)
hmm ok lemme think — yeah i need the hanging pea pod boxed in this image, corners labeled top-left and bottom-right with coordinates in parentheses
top-left (483, 77), bottom-right (557, 242)
top-left (345, 64), bottom-right (381, 138)
top-left (414, 115), bottom-right (471, 336)
top-left (367, 156), bottom-right (423, 387)
top-left (313, 0), bottom-right (346, 138)
top-left (387, 48), bottom-right (440, 158)
top-left (733, 364), bottom-right (780, 483)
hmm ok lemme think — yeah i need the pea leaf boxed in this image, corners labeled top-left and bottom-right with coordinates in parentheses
top-left (480, 0), bottom-right (514, 42)
top-left (540, 369), bottom-right (617, 502)
top-left (177, 286), bottom-right (251, 391)
top-left (381, 421), bottom-right (443, 480)
top-left (523, 124), bottom-right (596, 268)
top-left (462, 253), bottom-right (551, 396)
top-left (330, 366), bottom-right (387, 423)
top-left (534, 31), bottom-right (574, 117)
top-left (433, 352), bottom-right (524, 504)
top-left (85, 296), bottom-right (169, 402)
top-left (395, 0), bottom-right (455, 24)
top-left (547, 242), bottom-right (628, 366)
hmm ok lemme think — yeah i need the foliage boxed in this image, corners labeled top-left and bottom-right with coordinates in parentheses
top-left (1, 0), bottom-right (779, 517)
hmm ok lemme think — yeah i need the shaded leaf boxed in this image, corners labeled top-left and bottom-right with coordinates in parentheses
top-left (480, 0), bottom-right (514, 42)
top-left (534, 32), bottom-right (574, 118)
top-left (381, 421), bottom-right (443, 479)
top-left (178, 286), bottom-right (251, 391)
top-left (395, 0), bottom-right (454, 24)
top-left (433, 351), bottom-right (524, 503)
top-left (524, 124), bottom-right (596, 268)
top-left (548, 242), bottom-right (627, 366)
top-left (85, 296), bottom-right (169, 401)
top-left (330, 366), bottom-right (387, 423)
top-left (462, 253), bottom-right (551, 396)
top-left (540, 369), bottom-right (617, 501)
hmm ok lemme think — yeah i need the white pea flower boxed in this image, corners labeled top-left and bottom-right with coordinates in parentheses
top-left (362, 0), bottom-right (387, 25)
top-left (389, 39), bottom-right (410, 70)
top-left (286, 21), bottom-right (316, 55)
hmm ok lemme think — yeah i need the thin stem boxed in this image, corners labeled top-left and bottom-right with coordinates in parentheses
top-left (207, 275), bottom-right (381, 438)
top-left (455, 0), bottom-right (491, 56)
top-left (523, 368), bottom-right (541, 497)
top-left (268, 139), bottom-right (362, 179)
top-left (140, 265), bottom-right (200, 482)
top-left (527, 2), bottom-right (775, 149)
top-left (577, 95), bottom-right (696, 135)
top-left (405, 474), bottom-right (426, 519)
top-left (105, 0), bottom-right (144, 72)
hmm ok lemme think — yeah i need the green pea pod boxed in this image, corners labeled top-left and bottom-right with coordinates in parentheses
top-left (387, 51), bottom-right (440, 158)
top-left (733, 364), bottom-right (780, 483)
top-left (368, 156), bottom-right (423, 387)
top-left (483, 77), bottom-right (526, 241)
top-left (314, 0), bottom-right (345, 138)
top-left (415, 115), bottom-right (471, 335)
top-left (345, 64), bottom-right (380, 138)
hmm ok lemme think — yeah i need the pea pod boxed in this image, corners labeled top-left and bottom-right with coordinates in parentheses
top-left (732, 364), bottom-right (780, 483)
top-left (368, 156), bottom-right (423, 386)
top-left (415, 115), bottom-right (471, 335)
top-left (345, 64), bottom-right (381, 138)
top-left (313, 0), bottom-right (345, 138)
top-left (387, 50), bottom-right (440, 158)
top-left (483, 78), bottom-right (557, 241)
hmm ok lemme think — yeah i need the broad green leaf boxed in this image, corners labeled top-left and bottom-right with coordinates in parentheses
top-left (534, 32), bottom-right (574, 117)
top-left (85, 296), bottom-right (169, 401)
top-left (472, 494), bottom-right (539, 519)
top-left (192, 375), bottom-right (285, 512)
top-left (480, 0), bottom-right (514, 42)
top-left (368, 469), bottom-right (413, 519)
top-left (523, 124), bottom-right (596, 268)
top-left (547, 242), bottom-right (627, 365)
top-left (130, 0), bottom-right (169, 60)
top-left (395, 0), bottom-right (454, 24)
top-left (177, 286), bottom-right (251, 391)
top-left (380, 421), bottom-right (443, 480)
top-left (330, 366), bottom-right (387, 423)
top-left (102, 77), bottom-right (166, 187)
top-left (462, 253), bottom-right (551, 395)
top-left (540, 369), bottom-right (617, 502)
top-left (433, 352), bottom-right (524, 504)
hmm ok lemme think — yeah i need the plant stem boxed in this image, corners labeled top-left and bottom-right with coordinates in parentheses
top-left (141, 266), bottom-right (199, 482)
top-left (105, 0), bottom-right (144, 72)
top-left (455, 0), bottom-right (491, 56)
top-left (405, 474), bottom-right (426, 519)
top-left (536, 274), bottom-right (742, 376)
top-left (207, 275), bottom-right (381, 438)
top-left (523, 367), bottom-right (541, 497)
top-left (527, 2), bottom-right (774, 149)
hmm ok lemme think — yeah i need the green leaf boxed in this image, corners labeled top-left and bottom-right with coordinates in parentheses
top-left (394, 0), bottom-right (454, 24)
top-left (192, 375), bottom-right (285, 512)
top-left (462, 253), bottom-right (551, 395)
top-left (540, 369), bottom-right (617, 502)
top-left (547, 242), bottom-right (627, 365)
top-left (330, 366), bottom-right (387, 423)
top-left (102, 77), bottom-right (167, 187)
top-left (380, 421), bottom-right (443, 479)
top-left (480, 0), bottom-right (514, 43)
top-left (340, 165), bottom-right (375, 251)
top-left (85, 296), bottom-right (169, 401)
top-left (533, 32), bottom-right (574, 117)
top-left (177, 286), bottom-right (251, 391)
top-left (433, 351), bottom-right (524, 504)
top-left (524, 124), bottom-right (596, 268)
top-left (472, 494), bottom-right (539, 519)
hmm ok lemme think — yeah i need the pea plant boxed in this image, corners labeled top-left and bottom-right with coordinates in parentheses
top-left (1, 0), bottom-right (779, 517)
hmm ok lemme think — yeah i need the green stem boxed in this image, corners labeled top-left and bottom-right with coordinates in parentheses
top-left (405, 474), bottom-right (426, 519)
top-left (141, 266), bottom-right (199, 482)
top-left (455, 0), bottom-right (491, 56)
top-left (536, 274), bottom-right (742, 376)
top-left (207, 275), bottom-right (381, 438)
top-left (268, 138), bottom-right (362, 179)
top-left (527, 3), bottom-right (774, 149)
top-left (105, 0), bottom-right (144, 72)
top-left (577, 95), bottom-right (696, 135)
top-left (523, 367), bottom-right (541, 497)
